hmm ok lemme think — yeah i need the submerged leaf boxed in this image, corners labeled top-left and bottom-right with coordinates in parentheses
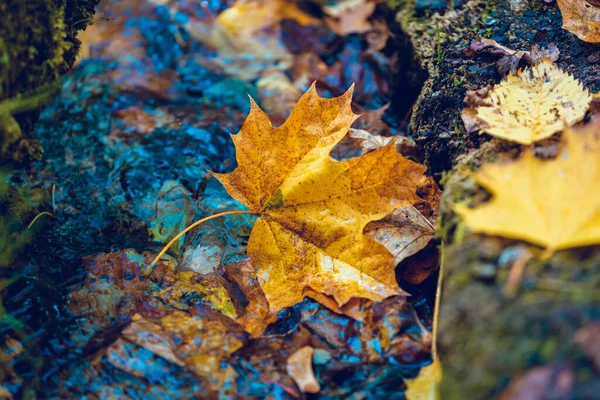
top-left (156, 271), bottom-right (238, 319)
top-left (456, 121), bottom-right (600, 252)
top-left (213, 84), bottom-right (426, 312)
top-left (463, 59), bottom-right (592, 144)
top-left (116, 312), bottom-right (244, 390)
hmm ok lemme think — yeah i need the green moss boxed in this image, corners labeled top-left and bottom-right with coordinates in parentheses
top-left (0, 0), bottom-right (99, 164)
top-left (0, 176), bottom-right (47, 270)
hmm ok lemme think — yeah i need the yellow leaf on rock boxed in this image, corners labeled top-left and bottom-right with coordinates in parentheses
top-left (468, 59), bottom-right (592, 144)
top-left (405, 358), bottom-right (442, 400)
top-left (456, 121), bottom-right (600, 252)
top-left (213, 84), bottom-right (426, 312)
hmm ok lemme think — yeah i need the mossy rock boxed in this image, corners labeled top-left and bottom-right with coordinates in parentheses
top-left (0, 177), bottom-right (49, 272)
top-left (0, 0), bottom-right (99, 164)
top-left (391, 0), bottom-right (600, 397)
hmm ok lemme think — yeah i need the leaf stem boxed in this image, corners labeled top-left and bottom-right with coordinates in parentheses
top-left (27, 211), bottom-right (55, 229)
top-left (432, 245), bottom-right (444, 357)
top-left (146, 210), bottom-right (257, 274)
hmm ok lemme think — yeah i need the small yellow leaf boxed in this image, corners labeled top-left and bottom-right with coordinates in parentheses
top-left (456, 121), bottom-right (600, 252)
top-left (213, 84), bottom-right (426, 312)
top-left (468, 59), bottom-right (592, 144)
top-left (405, 358), bottom-right (442, 400)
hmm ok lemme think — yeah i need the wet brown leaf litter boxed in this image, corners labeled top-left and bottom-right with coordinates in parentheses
top-left (1, 0), bottom-right (600, 399)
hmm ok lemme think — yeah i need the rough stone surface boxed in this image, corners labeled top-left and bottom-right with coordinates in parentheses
top-left (393, 0), bottom-right (600, 398)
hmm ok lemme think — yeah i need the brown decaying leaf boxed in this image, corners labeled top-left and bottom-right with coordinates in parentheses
top-left (286, 346), bottom-right (320, 393)
top-left (110, 106), bottom-right (178, 139)
top-left (213, 84), bottom-right (426, 313)
top-left (461, 86), bottom-right (492, 134)
top-left (324, 0), bottom-right (377, 36)
top-left (574, 322), bottom-right (600, 371)
top-left (498, 365), bottom-right (574, 400)
top-left (365, 206), bottom-right (435, 266)
top-left (121, 317), bottom-right (184, 367)
top-left (224, 260), bottom-right (279, 337)
top-left (557, 0), bottom-right (600, 43)
top-left (468, 37), bottom-right (560, 75)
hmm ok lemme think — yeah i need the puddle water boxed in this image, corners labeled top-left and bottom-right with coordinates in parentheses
top-left (2, 0), bottom-right (434, 397)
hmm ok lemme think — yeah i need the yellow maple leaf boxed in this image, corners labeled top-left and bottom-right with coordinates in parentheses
top-left (213, 84), bottom-right (426, 312)
top-left (470, 59), bottom-right (591, 144)
top-left (456, 121), bottom-right (600, 252)
top-left (405, 358), bottom-right (442, 400)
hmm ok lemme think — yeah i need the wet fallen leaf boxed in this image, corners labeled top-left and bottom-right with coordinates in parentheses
top-left (213, 84), bottom-right (426, 312)
top-left (121, 317), bottom-right (184, 367)
top-left (405, 358), bottom-right (441, 400)
top-left (224, 260), bottom-right (278, 337)
top-left (110, 106), bottom-right (178, 139)
top-left (463, 59), bottom-right (592, 144)
top-left (456, 121), bottom-right (600, 252)
top-left (68, 250), bottom-right (166, 342)
top-left (324, 0), bottom-right (377, 36)
top-left (557, 0), bottom-right (600, 43)
top-left (163, 317), bottom-right (242, 391)
top-left (287, 346), bottom-right (320, 393)
top-left (114, 311), bottom-right (244, 390)
top-left (184, 0), bottom-right (320, 80)
top-left (146, 181), bottom-right (193, 254)
top-left (156, 270), bottom-right (238, 319)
